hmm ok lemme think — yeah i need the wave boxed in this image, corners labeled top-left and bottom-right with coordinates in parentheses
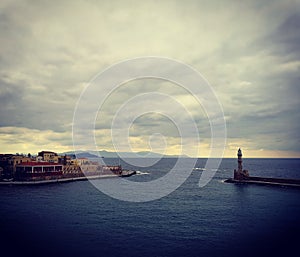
top-left (135, 171), bottom-right (150, 175)
top-left (193, 167), bottom-right (206, 171)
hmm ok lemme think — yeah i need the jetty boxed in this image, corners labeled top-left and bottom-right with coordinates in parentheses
top-left (224, 149), bottom-right (300, 188)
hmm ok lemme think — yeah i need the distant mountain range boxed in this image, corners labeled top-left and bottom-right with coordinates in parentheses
top-left (60, 150), bottom-right (189, 158)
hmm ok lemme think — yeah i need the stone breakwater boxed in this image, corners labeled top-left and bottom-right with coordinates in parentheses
top-left (225, 148), bottom-right (300, 189)
top-left (225, 176), bottom-right (300, 189)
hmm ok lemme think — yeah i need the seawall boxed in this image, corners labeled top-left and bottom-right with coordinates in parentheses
top-left (0, 174), bottom-right (119, 185)
top-left (225, 176), bottom-right (300, 189)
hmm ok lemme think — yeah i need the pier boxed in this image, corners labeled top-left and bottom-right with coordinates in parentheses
top-left (224, 149), bottom-right (300, 188)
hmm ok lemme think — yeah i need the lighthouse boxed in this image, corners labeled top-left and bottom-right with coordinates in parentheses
top-left (237, 148), bottom-right (243, 172)
top-left (225, 149), bottom-right (300, 187)
top-left (234, 148), bottom-right (249, 180)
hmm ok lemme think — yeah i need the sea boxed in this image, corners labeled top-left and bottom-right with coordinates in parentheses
top-left (0, 158), bottom-right (300, 257)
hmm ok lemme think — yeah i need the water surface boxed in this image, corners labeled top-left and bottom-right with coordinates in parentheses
top-left (0, 158), bottom-right (299, 257)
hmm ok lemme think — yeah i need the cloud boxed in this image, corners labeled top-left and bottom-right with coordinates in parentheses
top-left (0, 0), bottom-right (299, 157)
top-left (0, 126), bottom-right (73, 153)
top-left (267, 13), bottom-right (300, 58)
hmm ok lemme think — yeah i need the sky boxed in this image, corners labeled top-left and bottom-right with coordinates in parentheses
top-left (0, 0), bottom-right (299, 158)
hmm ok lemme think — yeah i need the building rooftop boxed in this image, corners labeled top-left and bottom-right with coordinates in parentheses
top-left (38, 151), bottom-right (58, 155)
top-left (17, 162), bottom-right (63, 166)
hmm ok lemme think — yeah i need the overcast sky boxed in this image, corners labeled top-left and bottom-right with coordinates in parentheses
top-left (0, 0), bottom-right (299, 157)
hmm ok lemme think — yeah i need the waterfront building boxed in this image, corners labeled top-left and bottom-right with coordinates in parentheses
top-left (0, 154), bottom-right (14, 172)
top-left (35, 156), bottom-right (43, 162)
top-left (16, 162), bottom-right (63, 181)
top-left (11, 155), bottom-right (32, 168)
top-left (0, 150), bottom-right (124, 181)
top-left (0, 154), bottom-right (33, 178)
top-left (76, 158), bottom-right (90, 166)
top-left (38, 151), bottom-right (59, 163)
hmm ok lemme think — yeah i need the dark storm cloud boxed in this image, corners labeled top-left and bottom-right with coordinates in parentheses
top-left (0, 80), bottom-right (25, 127)
top-left (268, 13), bottom-right (300, 58)
top-left (0, 12), bottom-right (29, 69)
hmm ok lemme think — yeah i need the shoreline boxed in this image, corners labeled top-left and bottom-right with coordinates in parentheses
top-left (0, 174), bottom-right (120, 185)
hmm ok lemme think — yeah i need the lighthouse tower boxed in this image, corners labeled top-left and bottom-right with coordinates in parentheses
top-left (234, 148), bottom-right (249, 180)
top-left (237, 148), bottom-right (243, 172)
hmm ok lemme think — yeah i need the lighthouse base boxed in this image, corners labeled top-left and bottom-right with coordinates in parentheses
top-left (234, 169), bottom-right (249, 180)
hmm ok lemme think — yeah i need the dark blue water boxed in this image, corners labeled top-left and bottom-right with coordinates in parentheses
top-left (1, 158), bottom-right (300, 257)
